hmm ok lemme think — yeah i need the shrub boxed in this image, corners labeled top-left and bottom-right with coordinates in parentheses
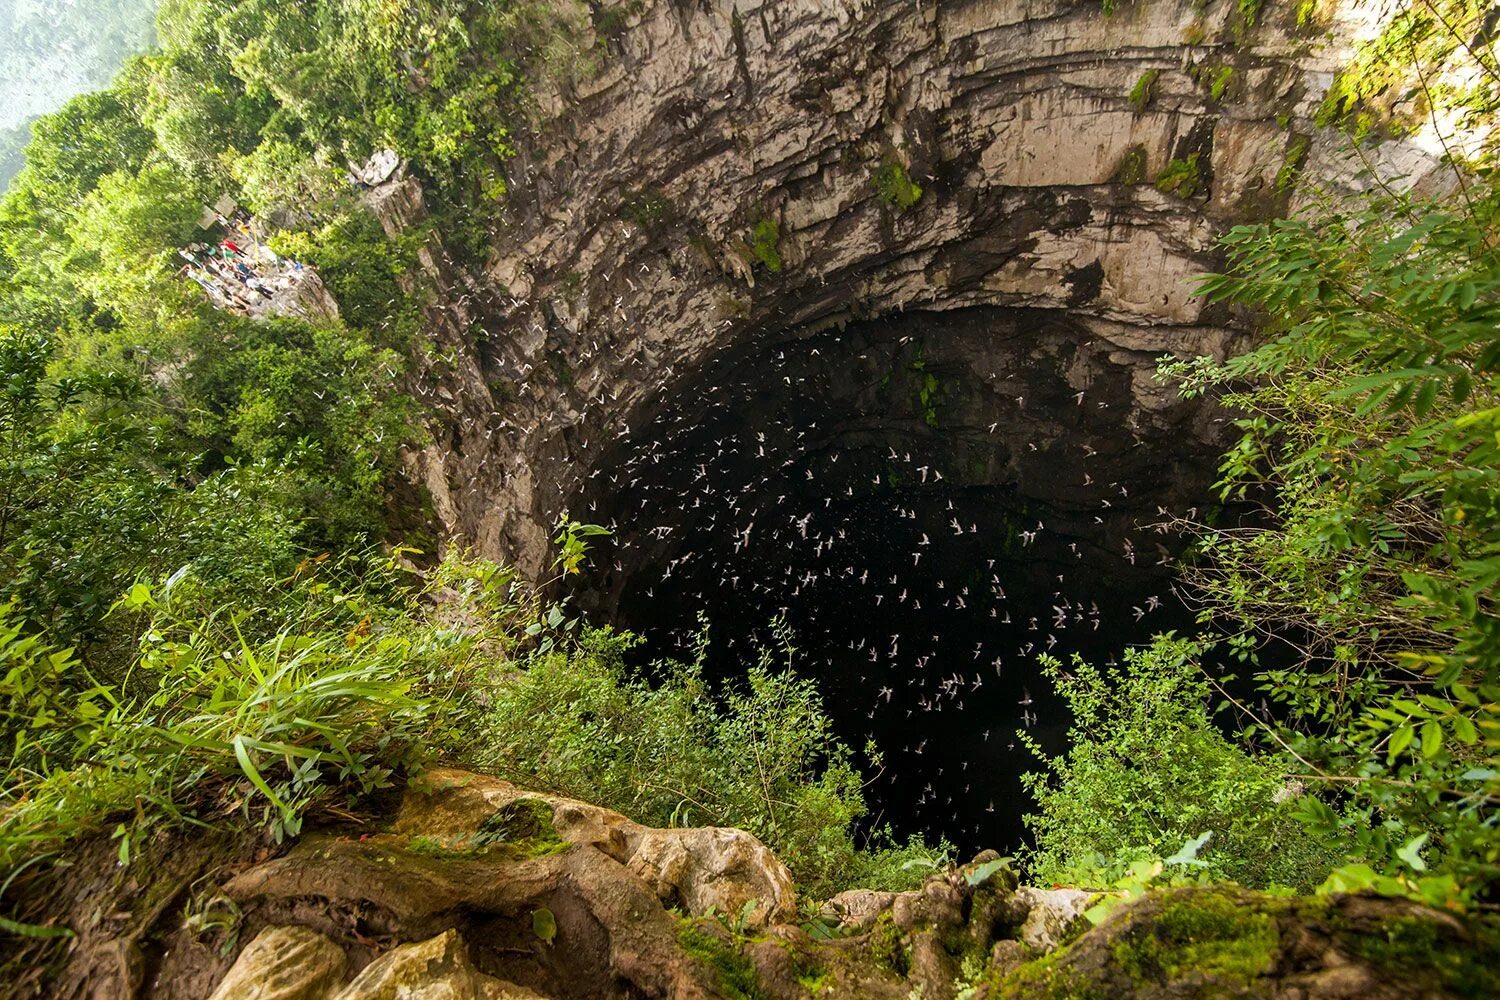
top-left (1021, 635), bottom-right (1343, 891)
top-left (1166, 176), bottom-right (1500, 900)
top-left (472, 620), bottom-right (947, 897)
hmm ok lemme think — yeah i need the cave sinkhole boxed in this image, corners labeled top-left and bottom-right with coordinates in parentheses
top-left (567, 306), bottom-right (1224, 855)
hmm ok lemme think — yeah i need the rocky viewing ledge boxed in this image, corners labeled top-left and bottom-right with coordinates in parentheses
top-left (34, 768), bottom-right (1493, 999)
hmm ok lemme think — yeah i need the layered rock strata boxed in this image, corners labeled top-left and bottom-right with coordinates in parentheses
top-left (388, 0), bottom-right (1450, 576)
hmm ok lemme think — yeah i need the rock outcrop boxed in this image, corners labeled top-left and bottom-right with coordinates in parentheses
top-left (22, 768), bottom-right (1495, 999)
top-left (383, 0), bottom-right (1454, 578)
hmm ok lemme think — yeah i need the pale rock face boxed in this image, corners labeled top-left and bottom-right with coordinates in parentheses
top-left (376, 0), bottom-right (1446, 579)
top-left (627, 826), bottom-right (798, 928)
top-left (1014, 885), bottom-right (1095, 951)
top-left (334, 929), bottom-right (547, 1000)
top-left (206, 925), bottom-right (346, 1000)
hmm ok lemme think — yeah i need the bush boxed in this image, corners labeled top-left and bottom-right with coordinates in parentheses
top-left (1021, 635), bottom-right (1343, 891)
top-left (473, 620), bottom-right (947, 897)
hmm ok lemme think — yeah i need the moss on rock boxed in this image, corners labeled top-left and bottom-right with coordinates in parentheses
top-left (874, 161), bottom-right (924, 210)
top-left (1110, 891), bottom-right (1280, 987)
top-left (677, 918), bottom-right (770, 1000)
top-left (869, 911), bottom-right (910, 976)
top-left (1127, 70), bottom-right (1158, 111)
top-left (1112, 144), bottom-right (1149, 185)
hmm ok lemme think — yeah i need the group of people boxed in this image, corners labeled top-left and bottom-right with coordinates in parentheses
top-left (177, 210), bottom-right (314, 317)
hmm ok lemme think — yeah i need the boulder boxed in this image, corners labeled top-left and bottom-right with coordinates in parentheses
top-left (397, 768), bottom-right (636, 863)
top-left (334, 929), bottom-right (546, 1000)
top-left (399, 768), bottom-right (796, 926)
top-left (626, 827), bottom-right (797, 929)
top-left (1013, 886), bottom-right (1094, 952)
top-left (207, 925), bottom-right (346, 1000)
top-left (822, 889), bottom-right (897, 930)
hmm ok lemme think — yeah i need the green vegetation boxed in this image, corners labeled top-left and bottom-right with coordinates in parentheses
top-left (1127, 70), bottom-right (1158, 112)
top-left (1022, 638), bottom-right (1342, 891)
top-left (748, 217), bottom-right (783, 273)
top-left (1112, 144), bottom-right (1149, 185)
top-left (678, 919), bottom-right (769, 1000)
top-left (1154, 153), bottom-right (1207, 198)
top-left (873, 161), bottom-right (924, 210)
top-left (1209, 66), bottom-right (1234, 102)
top-left (1111, 892), bottom-right (1280, 986)
top-left (1164, 177), bottom-right (1500, 902)
top-left (1021, 0), bottom-right (1499, 913)
top-left (472, 619), bottom-right (947, 897)
top-left (1273, 133), bottom-right (1310, 193)
top-left (1340, 913), bottom-right (1500, 997)
top-left (868, 911), bottom-right (910, 976)
top-left (0, 0), bottom-right (159, 191)
top-left (0, 0), bottom-right (1497, 972)
top-left (1316, 0), bottom-right (1498, 138)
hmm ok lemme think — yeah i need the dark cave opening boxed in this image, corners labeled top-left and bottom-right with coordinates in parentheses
top-left (566, 306), bottom-right (1226, 856)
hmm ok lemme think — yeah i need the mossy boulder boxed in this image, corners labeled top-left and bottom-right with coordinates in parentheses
top-left (985, 886), bottom-right (1500, 1000)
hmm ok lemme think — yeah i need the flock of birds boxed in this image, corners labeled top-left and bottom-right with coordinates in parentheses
top-left (570, 327), bottom-right (1196, 851)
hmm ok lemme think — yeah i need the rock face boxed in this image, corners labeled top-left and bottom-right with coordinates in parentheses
top-left (206, 925), bottom-right (346, 1000)
top-left (386, 0), bottom-right (1451, 578)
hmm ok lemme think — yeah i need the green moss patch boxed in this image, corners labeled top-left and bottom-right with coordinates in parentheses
top-left (989, 948), bottom-right (1105, 1000)
top-left (867, 911), bottom-right (910, 976)
top-left (748, 218), bottom-right (782, 272)
top-left (1340, 914), bottom-right (1500, 998)
top-left (1111, 892), bottom-right (1279, 987)
top-left (1209, 66), bottom-right (1235, 102)
top-left (874, 161), bottom-right (924, 210)
top-left (678, 919), bottom-right (769, 1000)
top-left (1128, 70), bottom-right (1159, 111)
top-left (1155, 154), bottom-right (1207, 199)
top-left (1112, 144), bottom-right (1149, 185)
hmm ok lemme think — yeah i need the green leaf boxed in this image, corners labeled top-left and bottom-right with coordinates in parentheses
top-left (1420, 720), bottom-right (1443, 759)
top-left (1164, 831), bottom-right (1213, 867)
top-left (233, 734), bottom-right (290, 818)
top-left (1396, 833), bottom-right (1429, 872)
top-left (965, 858), bottom-right (1011, 886)
top-left (0, 915), bottom-right (76, 939)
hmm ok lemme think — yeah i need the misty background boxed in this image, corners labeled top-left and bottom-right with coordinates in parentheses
top-left (0, 0), bottom-right (159, 189)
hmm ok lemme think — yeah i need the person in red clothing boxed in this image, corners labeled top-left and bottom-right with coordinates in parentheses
top-left (221, 239), bottom-right (244, 256)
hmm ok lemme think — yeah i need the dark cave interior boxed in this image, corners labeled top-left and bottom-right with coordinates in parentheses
top-left (567, 306), bottom-right (1226, 855)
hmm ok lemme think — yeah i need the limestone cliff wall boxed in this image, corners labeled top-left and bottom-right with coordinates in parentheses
top-left (388, 0), bottom-right (1450, 577)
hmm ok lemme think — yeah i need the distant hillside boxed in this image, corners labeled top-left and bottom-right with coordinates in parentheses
top-left (0, 0), bottom-right (158, 189)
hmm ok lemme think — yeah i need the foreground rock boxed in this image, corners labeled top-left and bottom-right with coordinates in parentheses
top-left (15, 767), bottom-right (1497, 999)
